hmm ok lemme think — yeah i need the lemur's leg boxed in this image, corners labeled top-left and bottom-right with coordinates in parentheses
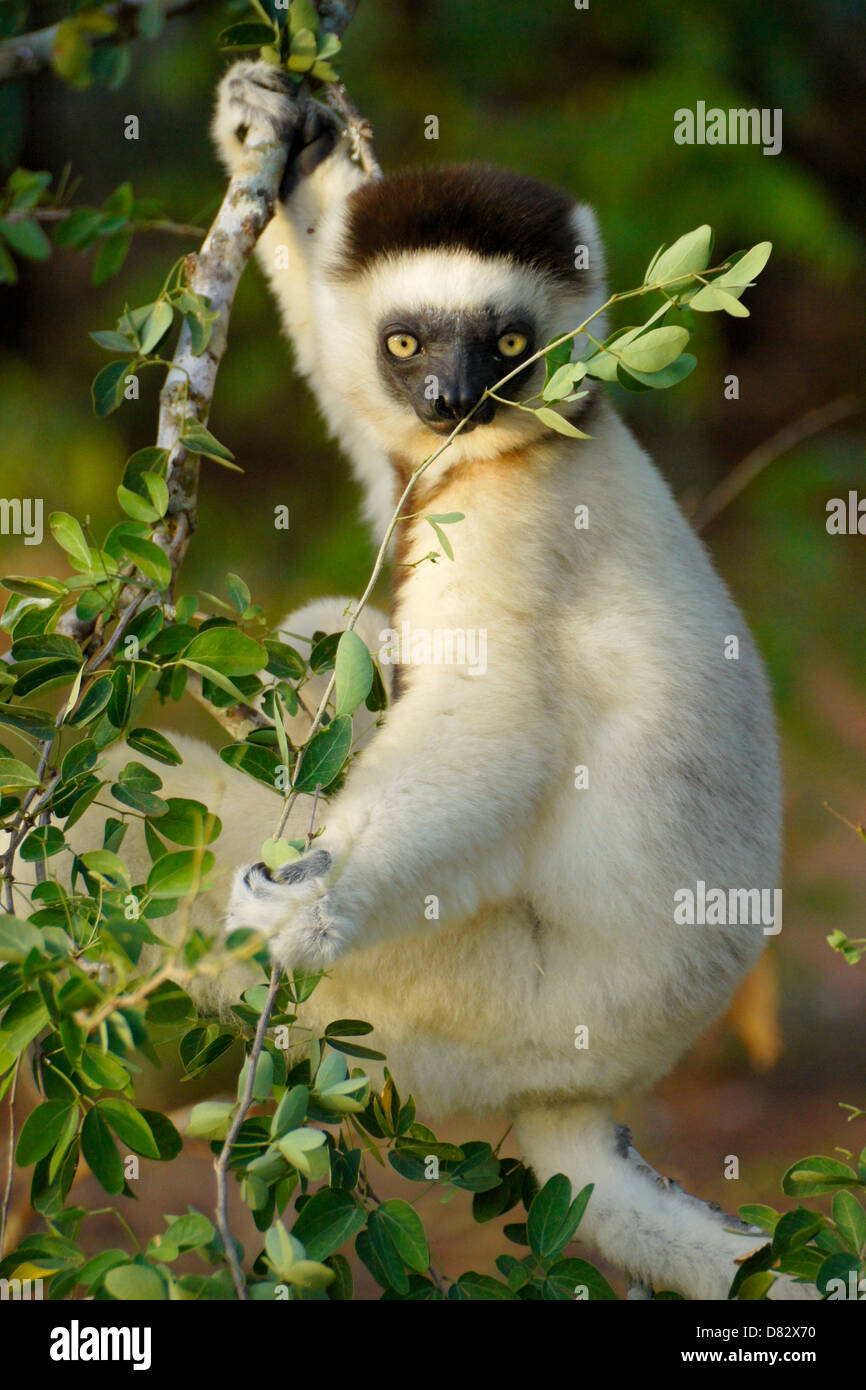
top-left (513, 1101), bottom-right (818, 1301)
top-left (227, 660), bottom-right (548, 970)
top-left (212, 60), bottom-right (371, 378)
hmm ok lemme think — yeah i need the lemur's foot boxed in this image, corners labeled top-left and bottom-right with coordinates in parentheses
top-left (226, 847), bottom-right (349, 972)
top-left (216, 59), bottom-right (340, 192)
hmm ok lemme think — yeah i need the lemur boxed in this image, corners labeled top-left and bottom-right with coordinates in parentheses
top-left (75, 59), bottom-right (809, 1299)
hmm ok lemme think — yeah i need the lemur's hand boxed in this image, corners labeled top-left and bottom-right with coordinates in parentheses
top-left (216, 60), bottom-right (340, 192)
top-left (226, 847), bottom-right (351, 972)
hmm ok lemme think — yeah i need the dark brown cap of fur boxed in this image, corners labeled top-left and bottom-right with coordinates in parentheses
top-left (333, 163), bottom-right (584, 284)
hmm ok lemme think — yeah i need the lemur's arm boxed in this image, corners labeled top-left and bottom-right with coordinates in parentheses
top-left (212, 61), bottom-right (370, 379)
top-left (229, 661), bottom-right (551, 970)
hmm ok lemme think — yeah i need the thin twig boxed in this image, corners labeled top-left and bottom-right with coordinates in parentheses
top-left (2, 208), bottom-right (204, 238)
top-left (689, 395), bottom-right (860, 531)
top-left (185, 671), bottom-right (272, 740)
top-left (213, 964), bottom-right (281, 1299)
top-left (326, 83), bottom-right (382, 179)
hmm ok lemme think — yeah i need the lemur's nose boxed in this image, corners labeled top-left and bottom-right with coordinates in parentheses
top-left (433, 392), bottom-right (496, 425)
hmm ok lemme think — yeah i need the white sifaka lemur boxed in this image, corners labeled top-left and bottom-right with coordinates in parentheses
top-left (69, 59), bottom-right (810, 1299)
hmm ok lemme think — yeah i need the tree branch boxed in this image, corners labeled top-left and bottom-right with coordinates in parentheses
top-left (0, 0), bottom-right (206, 86)
top-left (689, 395), bottom-right (861, 532)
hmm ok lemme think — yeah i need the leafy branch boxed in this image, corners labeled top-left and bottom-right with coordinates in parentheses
top-left (0, 0), bottom-right (207, 88)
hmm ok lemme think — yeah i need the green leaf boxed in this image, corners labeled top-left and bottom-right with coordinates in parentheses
top-left (91, 359), bottom-right (129, 416)
top-left (79, 849), bottom-right (130, 892)
top-left (238, 1049), bottom-right (274, 1102)
top-left (61, 738), bottom-right (97, 782)
top-left (450, 1271), bottom-right (517, 1300)
top-left (105, 1263), bottom-right (166, 1300)
top-left (291, 1188), bottom-right (366, 1261)
top-left (182, 627), bottom-right (266, 677)
top-left (225, 572), bottom-right (251, 614)
top-left (261, 836), bottom-right (299, 872)
top-left (293, 715), bottom-right (352, 793)
top-left (0, 757), bottom-right (41, 791)
top-left (366, 1208), bottom-right (409, 1292)
top-left (186, 1101), bottom-right (234, 1140)
top-left (689, 284), bottom-right (750, 316)
top-left (76, 1249), bottom-right (129, 1289)
top-left (334, 630), bottom-right (374, 716)
top-left (127, 727), bottom-right (183, 766)
top-left (139, 299), bottom-right (174, 354)
top-left (706, 241), bottom-right (772, 296)
top-left (146, 981), bottom-right (196, 1025)
top-left (376, 1198), bottom-right (429, 1273)
top-left (264, 639), bottom-right (306, 680)
top-left (162, 1212), bottom-right (215, 1249)
top-left (0, 217), bottom-right (51, 260)
top-left (67, 674), bottom-right (113, 727)
top-left (117, 485), bottom-right (159, 524)
top-left (219, 740), bottom-right (281, 790)
top-left (288, 27), bottom-right (317, 72)
top-left (271, 1085), bottom-right (309, 1139)
top-left (90, 329), bottom-right (137, 353)
top-left (0, 704), bottom-right (56, 739)
top-left (1, 575), bottom-right (67, 599)
top-left (616, 325), bottom-right (690, 374)
top-left (644, 225), bottom-right (712, 288)
top-left (96, 1099), bottom-right (159, 1159)
top-left (816, 1251), bottom-right (860, 1298)
top-left (0, 992), bottom-right (49, 1069)
top-left (49, 511), bottom-right (92, 570)
top-left (782, 1155), bottom-right (860, 1198)
top-left (427, 519), bottom-right (454, 559)
top-left (526, 1173), bottom-right (572, 1259)
top-left (93, 228), bottom-right (132, 286)
top-left (277, 1126), bottom-right (330, 1180)
top-left (550, 1256), bottom-right (618, 1300)
top-left (617, 352), bottom-right (697, 390)
top-left (138, 1108), bottom-right (182, 1161)
top-left (182, 661), bottom-right (249, 703)
top-left (154, 798), bottom-right (220, 846)
top-left (146, 849), bottom-right (214, 899)
top-left (534, 407), bottom-right (590, 439)
top-left (78, 1045), bottom-right (130, 1091)
top-left (738, 1204), bottom-right (779, 1235)
top-left (81, 1107), bottom-right (124, 1195)
top-left (832, 1191), bottom-right (866, 1255)
top-left (20, 825), bottom-right (65, 861)
top-left (542, 360), bottom-right (587, 402)
top-left (310, 59), bottom-right (339, 83)
top-left (142, 472), bottom-right (169, 517)
top-left (180, 422), bottom-right (237, 465)
top-left (16, 1101), bottom-right (76, 1166)
top-left (0, 915), bottom-right (45, 962)
top-left (771, 1207), bottom-right (824, 1257)
top-left (120, 534), bottom-right (171, 588)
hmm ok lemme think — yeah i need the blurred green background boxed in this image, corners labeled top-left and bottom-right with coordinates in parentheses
top-left (0, 0), bottom-right (865, 1286)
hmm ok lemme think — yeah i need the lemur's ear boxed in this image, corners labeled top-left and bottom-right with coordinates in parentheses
top-left (570, 202), bottom-right (607, 300)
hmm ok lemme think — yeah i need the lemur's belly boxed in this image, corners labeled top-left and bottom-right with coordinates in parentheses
top-left (294, 898), bottom-right (759, 1117)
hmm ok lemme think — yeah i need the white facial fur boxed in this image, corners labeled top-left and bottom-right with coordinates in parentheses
top-left (309, 211), bottom-right (609, 474)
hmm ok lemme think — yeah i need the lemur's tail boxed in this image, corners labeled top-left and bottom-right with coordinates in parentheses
top-left (513, 1101), bottom-right (817, 1300)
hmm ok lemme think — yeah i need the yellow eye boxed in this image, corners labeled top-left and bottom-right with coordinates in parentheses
top-left (497, 331), bottom-right (528, 357)
top-left (386, 332), bottom-right (420, 359)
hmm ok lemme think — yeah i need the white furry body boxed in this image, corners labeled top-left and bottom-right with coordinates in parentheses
top-left (16, 64), bottom-right (807, 1299)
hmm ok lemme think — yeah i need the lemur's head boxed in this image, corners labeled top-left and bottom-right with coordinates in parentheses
top-left (318, 164), bottom-right (606, 465)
